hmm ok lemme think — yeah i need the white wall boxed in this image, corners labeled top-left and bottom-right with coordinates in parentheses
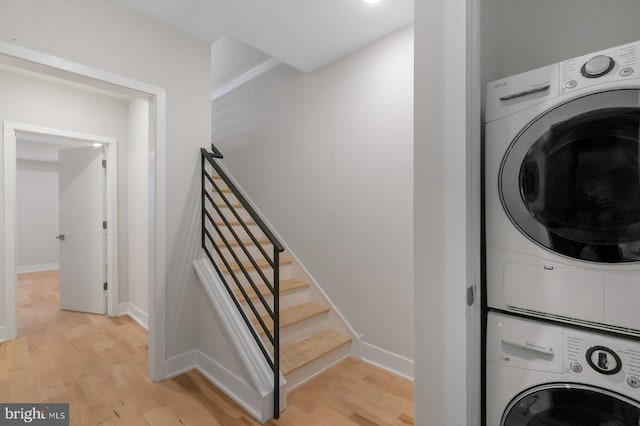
top-left (127, 99), bottom-right (149, 315)
top-left (212, 26), bottom-right (414, 370)
top-left (0, 67), bottom-right (129, 322)
top-left (16, 159), bottom-right (59, 271)
top-left (482, 0), bottom-right (640, 84)
top-left (415, 0), bottom-right (475, 424)
top-left (0, 0), bottom-right (211, 359)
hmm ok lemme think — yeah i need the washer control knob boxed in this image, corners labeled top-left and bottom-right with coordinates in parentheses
top-left (581, 55), bottom-right (615, 78)
top-left (586, 346), bottom-right (622, 375)
top-left (565, 80), bottom-right (578, 89)
top-left (628, 376), bottom-right (640, 388)
top-left (570, 362), bottom-right (583, 373)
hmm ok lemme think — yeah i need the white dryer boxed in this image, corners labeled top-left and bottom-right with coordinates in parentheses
top-left (485, 39), bottom-right (640, 334)
top-left (487, 312), bottom-right (640, 426)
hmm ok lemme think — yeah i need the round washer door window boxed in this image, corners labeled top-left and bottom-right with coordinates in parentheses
top-left (502, 383), bottom-right (640, 425)
top-left (500, 89), bottom-right (640, 262)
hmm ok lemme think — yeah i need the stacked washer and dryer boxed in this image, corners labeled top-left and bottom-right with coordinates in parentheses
top-left (485, 40), bottom-right (640, 425)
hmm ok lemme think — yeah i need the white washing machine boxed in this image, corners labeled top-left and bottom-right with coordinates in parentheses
top-left (485, 39), bottom-right (640, 334)
top-left (487, 312), bottom-right (640, 425)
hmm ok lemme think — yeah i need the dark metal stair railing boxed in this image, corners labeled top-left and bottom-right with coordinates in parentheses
top-left (200, 144), bottom-right (284, 419)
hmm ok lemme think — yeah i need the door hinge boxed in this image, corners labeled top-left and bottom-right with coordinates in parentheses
top-left (102, 160), bottom-right (107, 168)
top-left (466, 285), bottom-right (476, 307)
top-left (103, 221), bottom-right (107, 230)
top-left (104, 282), bottom-right (108, 291)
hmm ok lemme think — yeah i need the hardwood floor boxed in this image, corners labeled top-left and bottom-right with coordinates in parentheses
top-left (0, 271), bottom-right (414, 425)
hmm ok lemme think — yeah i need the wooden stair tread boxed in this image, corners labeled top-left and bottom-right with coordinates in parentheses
top-left (215, 203), bottom-right (243, 209)
top-left (280, 331), bottom-right (352, 376)
top-left (223, 258), bottom-right (292, 273)
top-left (213, 220), bottom-right (256, 227)
top-left (214, 238), bottom-right (270, 249)
top-left (233, 279), bottom-right (308, 301)
top-left (252, 303), bottom-right (329, 335)
top-left (211, 187), bottom-right (232, 193)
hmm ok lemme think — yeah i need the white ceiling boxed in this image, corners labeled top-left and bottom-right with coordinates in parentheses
top-left (111, 0), bottom-right (414, 72)
top-left (17, 133), bottom-right (100, 163)
top-left (211, 36), bottom-right (271, 90)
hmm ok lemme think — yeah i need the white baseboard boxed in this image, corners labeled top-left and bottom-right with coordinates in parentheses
top-left (17, 263), bottom-right (59, 273)
top-left (360, 341), bottom-right (414, 381)
top-left (117, 302), bottom-right (149, 330)
top-left (161, 349), bottom-right (268, 423)
top-left (195, 350), bottom-right (267, 422)
top-left (163, 350), bottom-right (198, 380)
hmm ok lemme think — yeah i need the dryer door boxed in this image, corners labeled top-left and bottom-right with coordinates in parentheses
top-left (501, 383), bottom-right (640, 425)
top-left (500, 89), bottom-right (640, 262)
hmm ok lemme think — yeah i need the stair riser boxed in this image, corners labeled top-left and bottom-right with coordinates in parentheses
top-left (209, 192), bottom-right (241, 206)
top-left (237, 288), bottom-right (310, 317)
top-left (212, 207), bottom-right (254, 224)
top-left (283, 342), bottom-right (351, 394)
top-left (218, 264), bottom-right (292, 285)
top-left (206, 224), bottom-right (265, 243)
top-left (256, 310), bottom-right (330, 348)
top-left (214, 245), bottom-right (276, 263)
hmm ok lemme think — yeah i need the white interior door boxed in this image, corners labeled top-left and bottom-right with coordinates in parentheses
top-left (58, 146), bottom-right (106, 314)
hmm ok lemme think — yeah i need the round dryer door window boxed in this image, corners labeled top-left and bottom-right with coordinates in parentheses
top-left (501, 383), bottom-right (640, 425)
top-left (500, 89), bottom-right (640, 262)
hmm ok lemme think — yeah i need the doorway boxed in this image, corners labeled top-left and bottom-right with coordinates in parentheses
top-left (0, 43), bottom-right (167, 381)
top-left (7, 124), bottom-right (119, 334)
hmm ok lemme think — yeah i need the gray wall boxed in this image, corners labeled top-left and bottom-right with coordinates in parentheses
top-left (213, 26), bottom-right (415, 368)
top-left (17, 160), bottom-right (59, 270)
top-left (482, 0), bottom-right (640, 85)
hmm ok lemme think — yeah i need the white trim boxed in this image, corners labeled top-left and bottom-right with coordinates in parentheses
top-left (162, 348), bottom-right (269, 423)
top-left (465, 0), bottom-right (482, 424)
top-left (211, 58), bottom-right (282, 101)
top-left (0, 326), bottom-right (6, 343)
top-left (0, 42), bottom-right (167, 382)
top-left (163, 350), bottom-right (198, 380)
top-left (4, 123), bottom-right (119, 329)
top-left (360, 341), bottom-right (414, 381)
top-left (17, 263), bottom-right (59, 274)
top-left (196, 351), bottom-right (267, 422)
top-left (149, 91), bottom-right (167, 382)
top-left (117, 302), bottom-right (149, 330)
top-left (210, 162), bottom-right (363, 354)
top-left (3, 123), bottom-right (17, 341)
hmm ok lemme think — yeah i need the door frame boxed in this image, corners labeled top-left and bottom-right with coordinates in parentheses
top-left (0, 40), bottom-right (167, 382)
top-left (4, 123), bottom-right (118, 323)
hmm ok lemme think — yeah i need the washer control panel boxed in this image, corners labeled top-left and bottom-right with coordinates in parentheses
top-left (560, 41), bottom-right (638, 95)
top-left (566, 330), bottom-right (640, 394)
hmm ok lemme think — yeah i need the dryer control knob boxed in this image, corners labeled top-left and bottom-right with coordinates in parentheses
top-left (570, 362), bottom-right (583, 373)
top-left (581, 55), bottom-right (615, 78)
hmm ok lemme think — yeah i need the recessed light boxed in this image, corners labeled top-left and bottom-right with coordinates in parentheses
top-left (93, 143), bottom-right (102, 147)
top-left (362, 0), bottom-right (382, 4)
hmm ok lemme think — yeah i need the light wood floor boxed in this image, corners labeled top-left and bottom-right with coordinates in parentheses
top-left (0, 271), bottom-right (414, 425)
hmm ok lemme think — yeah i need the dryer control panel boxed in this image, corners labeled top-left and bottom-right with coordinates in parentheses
top-left (565, 328), bottom-right (640, 394)
top-left (486, 39), bottom-right (640, 123)
top-left (559, 41), bottom-right (639, 95)
top-left (488, 312), bottom-right (640, 397)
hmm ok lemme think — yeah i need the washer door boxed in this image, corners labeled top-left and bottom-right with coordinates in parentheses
top-left (500, 89), bottom-right (640, 262)
top-left (502, 383), bottom-right (640, 425)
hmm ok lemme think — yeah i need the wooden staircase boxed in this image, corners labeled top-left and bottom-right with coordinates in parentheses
top-left (205, 171), bottom-right (353, 401)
